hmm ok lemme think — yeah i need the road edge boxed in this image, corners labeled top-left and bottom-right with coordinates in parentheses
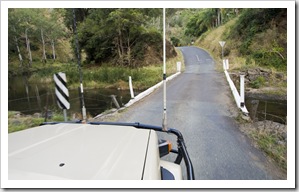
top-left (93, 72), bottom-right (181, 119)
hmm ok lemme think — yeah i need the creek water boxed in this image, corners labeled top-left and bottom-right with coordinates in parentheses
top-left (8, 76), bottom-right (132, 117)
top-left (9, 76), bottom-right (287, 123)
top-left (245, 96), bottom-right (287, 124)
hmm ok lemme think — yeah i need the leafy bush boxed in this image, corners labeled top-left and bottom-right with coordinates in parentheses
top-left (170, 36), bottom-right (180, 47)
top-left (250, 76), bottom-right (265, 89)
top-left (226, 8), bottom-right (287, 70)
top-left (77, 8), bottom-right (163, 67)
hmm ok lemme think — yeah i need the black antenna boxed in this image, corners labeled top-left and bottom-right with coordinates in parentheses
top-left (73, 8), bottom-right (87, 122)
top-left (162, 8), bottom-right (167, 131)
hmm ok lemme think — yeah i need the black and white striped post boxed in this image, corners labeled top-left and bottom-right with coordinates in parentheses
top-left (53, 72), bottom-right (70, 121)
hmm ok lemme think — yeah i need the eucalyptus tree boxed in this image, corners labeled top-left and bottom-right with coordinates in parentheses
top-left (8, 8), bottom-right (26, 67)
top-left (77, 8), bottom-right (162, 67)
top-left (8, 8), bottom-right (68, 66)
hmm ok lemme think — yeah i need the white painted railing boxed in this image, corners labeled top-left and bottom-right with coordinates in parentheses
top-left (125, 62), bottom-right (182, 108)
top-left (223, 59), bottom-right (249, 114)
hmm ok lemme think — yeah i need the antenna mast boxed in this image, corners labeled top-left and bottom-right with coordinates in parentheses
top-left (162, 8), bottom-right (167, 131)
top-left (73, 8), bottom-right (87, 122)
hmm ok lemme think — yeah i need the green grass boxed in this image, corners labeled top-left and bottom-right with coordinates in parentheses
top-left (8, 111), bottom-right (66, 133)
top-left (8, 115), bottom-right (44, 133)
top-left (18, 51), bottom-right (182, 91)
top-left (249, 129), bottom-right (287, 171)
top-left (250, 76), bottom-right (266, 89)
top-left (24, 62), bottom-right (164, 90)
top-left (8, 50), bottom-right (184, 133)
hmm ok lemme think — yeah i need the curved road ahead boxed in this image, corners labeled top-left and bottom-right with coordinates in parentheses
top-left (111, 47), bottom-right (282, 180)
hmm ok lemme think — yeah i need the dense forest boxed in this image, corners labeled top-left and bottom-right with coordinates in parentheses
top-left (167, 8), bottom-right (287, 70)
top-left (8, 8), bottom-right (287, 82)
top-left (8, 8), bottom-right (165, 73)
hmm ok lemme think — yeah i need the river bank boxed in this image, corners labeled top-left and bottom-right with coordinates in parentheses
top-left (235, 68), bottom-right (287, 174)
top-left (237, 87), bottom-right (287, 175)
top-left (8, 48), bottom-right (185, 133)
top-left (9, 48), bottom-right (183, 91)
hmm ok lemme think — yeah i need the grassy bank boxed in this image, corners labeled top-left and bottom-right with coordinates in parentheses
top-left (198, 17), bottom-right (287, 173)
top-left (8, 49), bottom-right (184, 133)
top-left (8, 111), bottom-right (65, 133)
top-left (239, 119), bottom-right (287, 173)
top-left (196, 17), bottom-right (287, 95)
top-left (15, 48), bottom-right (184, 91)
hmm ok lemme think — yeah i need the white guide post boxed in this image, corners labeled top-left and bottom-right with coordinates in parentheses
top-left (80, 83), bottom-right (87, 120)
top-left (226, 59), bottom-right (229, 70)
top-left (129, 76), bottom-right (134, 99)
top-left (177, 61), bottom-right (181, 72)
top-left (240, 75), bottom-right (245, 107)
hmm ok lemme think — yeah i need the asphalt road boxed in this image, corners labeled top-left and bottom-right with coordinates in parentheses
top-left (112, 46), bottom-right (281, 180)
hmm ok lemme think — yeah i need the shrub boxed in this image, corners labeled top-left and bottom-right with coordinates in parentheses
top-left (250, 76), bottom-right (265, 88)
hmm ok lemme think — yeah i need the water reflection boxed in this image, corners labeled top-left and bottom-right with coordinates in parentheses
top-left (8, 76), bottom-right (132, 117)
top-left (245, 98), bottom-right (287, 124)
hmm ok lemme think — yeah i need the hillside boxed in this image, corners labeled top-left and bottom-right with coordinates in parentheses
top-left (197, 9), bottom-right (287, 70)
top-left (167, 8), bottom-right (288, 172)
top-left (167, 8), bottom-right (287, 95)
top-left (197, 9), bottom-right (287, 95)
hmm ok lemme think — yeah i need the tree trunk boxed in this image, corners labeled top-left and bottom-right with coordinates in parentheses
top-left (13, 27), bottom-right (23, 67)
top-left (51, 39), bottom-right (56, 60)
top-left (117, 39), bottom-right (122, 64)
top-left (41, 29), bottom-right (47, 63)
top-left (127, 38), bottom-right (131, 67)
top-left (25, 28), bottom-right (32, 67)
top-left (217, 9), bottom-right (221, 26)
top-left (118, 29), bottom-right (124, 65)
top-left (14, 36), bottom-right (23, 66)
top-left (235, 8), bottom-right (239, 16)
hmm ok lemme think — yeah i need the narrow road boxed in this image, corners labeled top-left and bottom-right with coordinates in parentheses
top-left (111, 46), bottom-right (280, 180)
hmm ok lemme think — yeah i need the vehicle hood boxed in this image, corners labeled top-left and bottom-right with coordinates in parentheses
top-left (9, 123), bottom-right (152, 180)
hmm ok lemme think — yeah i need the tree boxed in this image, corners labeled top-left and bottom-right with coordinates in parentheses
top-left (185, 9), bottom-right (212, 37)
top-left (107, 9), bottom-right (147, 66)
top-left (8, 8), bottom-right (68, 66)
top-left (77, 8), bottom-right (162, 67)
top-left (25, 28), bottom-right (32, 66)
top-left (8, 9), bottom-right (27, 67)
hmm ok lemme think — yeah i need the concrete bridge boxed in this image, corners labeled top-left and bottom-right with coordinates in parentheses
top-left (105, 46), bottom-right (283, 180)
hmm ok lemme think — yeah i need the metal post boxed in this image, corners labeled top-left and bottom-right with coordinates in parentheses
top-left (25, 83), bottom-right (31, 109)
top-left (35, 85), bottom-right (42, 112)
top-left (240, 75), bottom-right (245, 107)
top-left (219, 41), bottom-right (225, 59)
top-left (63, 109), bottom-right (67, 122)
top-left (73, 8), bottom-right (86, 122)
top-left (110, 95), bottom-right (120, 109)
top-left (162, 8), bottom-right (167, 131)
top-left (222, 47), bottom-right (224, 59)
top-left (44, 91), bottom-right (49, 122)
top-left (223, 60), bottom-right (226, 70)
top-left (249, 100), bottom-right (259, 121)
top-left (129, 76), bottom-right (134, 99)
